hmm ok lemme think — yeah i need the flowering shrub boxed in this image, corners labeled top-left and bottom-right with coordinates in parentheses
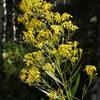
top-left (18, 0), bottom-right (97, 100)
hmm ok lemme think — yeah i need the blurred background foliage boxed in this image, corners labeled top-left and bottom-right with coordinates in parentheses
top-left (0, 0), bottom-right (99, 100)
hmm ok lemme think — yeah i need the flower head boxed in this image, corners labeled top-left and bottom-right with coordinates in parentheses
top-left (25, 66), bottom-right (41, 86)
top-left (19, 69), bottom-right (27, 81)
top-left (84, 65), bottom-right (96, 78)
top-left (24, 51), bottom-right (42, 66)
top-left (47, 91), bottom-right (57, 100)
top-left (43, 63), bottom-right (55, 74)
top-left (57, 88), bottom-right (65, 100)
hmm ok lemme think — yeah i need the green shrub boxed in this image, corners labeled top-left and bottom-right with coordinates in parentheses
top-left (4, 41), bottom-right (24, 78)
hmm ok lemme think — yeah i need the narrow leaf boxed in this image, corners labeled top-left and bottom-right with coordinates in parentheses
top-left (45, 71), bottom-right (63, 86)
top-left (72, 74), bottom-right (80, 96)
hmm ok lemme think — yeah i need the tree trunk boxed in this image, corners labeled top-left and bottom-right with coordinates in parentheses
top-left (0, 0), bottom-right (6, 72)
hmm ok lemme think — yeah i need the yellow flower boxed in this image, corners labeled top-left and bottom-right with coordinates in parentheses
top-left (36, 30), bottom-right (52, 42)
top-left (45, 11), bottom-right (53, 23)
top-left (19, 0), bottom-right (32, 12)
top-left (18, 0), bottom-right (81, 96)
top-left (71, 49), bottom-right (78, 56)
top-left (36, 42), bottom-right (43, 49)
top-left (79, 48), bottom-right (83, 56)
top-left (47, 91), bottom-right (57, 100)
top-left (42, 1), bottom-right (52, 11)
top-left (84, 65), bottom-right (96, 77)
top-left (58, 44), bottom-right (72, 59)
top-left (50, 25), bottom-right (63, 43)
top-left (61, 13), bottom-right (72, 21)
top-left (18, 14), bottom-right (29, 24)
top-left (28, 19), bottom-right (42, 31)
top-left (73, 41), bottom-right (79, 48)
top-left (25, 66), bottom-right (41, 86)
top-left (19, 69), bottom-right (27, 81)
top-left (24, 53), bottom-right (33, 66)
top-left (62, 21), bottom-right (78, 32)
top-left (71, 57), bottom-right (78, 64)
top-left (24, 51), bottom-right (42, 66)
top-left (51, 48), bottom-right (57, 56)
top-left (57, 88), bottom-right (65, 100)
top-left (24, 30), bottom-right (36, 44)
top-left (19, 0), bottom-right (43, 13)
top-left (43, 63), bottom-right (55, 74)
top-left (25, 75), bottom-right (33, 86)
top-left (31, 51), bottom-right (42, 61)
top-left (54, 12), bottom-right (61, 23)
top-left (58, 41), bottom-right (81, 64)
top-left (51, 25), bottom-right (63, 34)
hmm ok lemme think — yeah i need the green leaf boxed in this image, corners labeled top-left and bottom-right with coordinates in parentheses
top-left (71, 65), bottom-right (81, 80)
top-left (81, 84), bottom-right (87, 100)
top-left (68, 86), bottom-right (73, 100)
top-left (45, 71), bottom-right (63, 86)
top-left (72, 74), bottom-right (80, 96)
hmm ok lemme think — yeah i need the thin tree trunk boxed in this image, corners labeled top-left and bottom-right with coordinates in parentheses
top-left (0, 0), bottom-right (4, 70)
top-left (0, 0), bottom-right (7, 77)
top-left (2, 0), bottom-right (7, 43)
top-left (12, 0), bottom-right (16, 41)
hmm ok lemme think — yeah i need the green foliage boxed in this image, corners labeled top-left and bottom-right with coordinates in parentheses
top-left (72, 74), bottom-right (80, 97)
top-left (4, 41), bottom-right (24, 78)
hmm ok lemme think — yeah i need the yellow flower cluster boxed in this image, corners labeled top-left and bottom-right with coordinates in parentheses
top-left (25, 66), bottom-right (41, 86)
top-left (51, 25), bottom-right (63, 34)
top-left (36, 29), bottom-right (52, 42)
top-left (47, 91), bottom-right (57, 100)
top-left (24, 51), bottom-right (42, 66)
top-left (19, 69), bottom-right (27, 81)
top-left (42, 1), bottom-right (53, 12)
top-left (62, 21), bottom-right (78, 32)
top-left (18, 0), bottom-right (83, 98)
top-left (50, 47), bottom-right (57, 56)
top-left (50, 25), bottom-right (63, 43)
top-left (18, 14), bottom-right (29, 24)
top-left (47, 88), bottom-right (65, 100)
top-left (43, 63), bottom-right (55, 74)
top-left (19, 0), bottom-right (43, 13)
top-left (18, 0), bottom-right (78, 48)
top-left (54, 12), bottom-right (61, 23)
top-left (61, 13), bottom-right (73, 21)
top-left (19, 66), bottom-right (41, 86)
top-left (24, 30), bottom-right (36, 44)
top-left (84, 65), bottom-right (96, 77)
top-left (57, 88), bottom-right (65, 100)
top-left (58, 41), bottom-right (80, 64)
top-left (27, 19), bottom-right (43, 31)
